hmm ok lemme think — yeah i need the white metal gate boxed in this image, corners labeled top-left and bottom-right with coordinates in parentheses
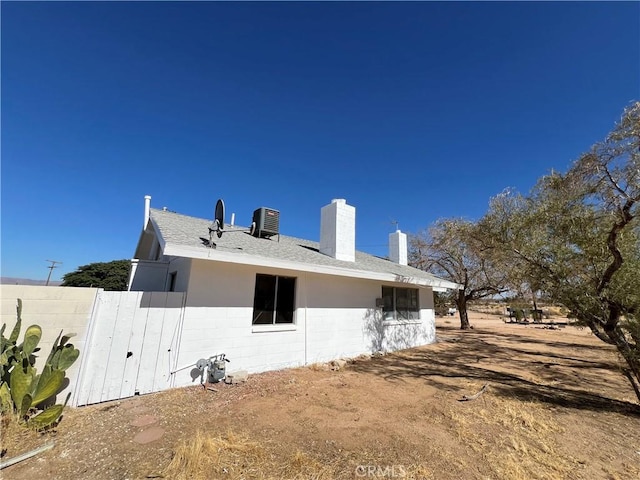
top-left (74, 291), bottom-right (186, 406)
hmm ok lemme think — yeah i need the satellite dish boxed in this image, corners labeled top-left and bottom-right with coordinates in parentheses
top-left (208, 198), bottom-right (226, 247)
top-left (207, 199), bottom-right (257, 247)
top-left (215, 199), bottom-right (225, 236)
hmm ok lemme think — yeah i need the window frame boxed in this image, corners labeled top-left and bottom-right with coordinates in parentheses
top-left (381, 286), bottom-right (420, 323)
top-left (252, 273), bottom-right (297, 327)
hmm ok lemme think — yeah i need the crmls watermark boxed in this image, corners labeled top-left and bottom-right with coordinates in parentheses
top-left (355, 465), bottom-right (407, 478)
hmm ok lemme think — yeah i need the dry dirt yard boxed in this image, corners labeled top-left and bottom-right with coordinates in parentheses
top-left (2, 311), bottom-right (640, 480)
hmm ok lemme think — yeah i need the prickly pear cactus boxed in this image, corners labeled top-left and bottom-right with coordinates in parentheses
top-left (0, 298), bottom-right (80, 428)
top-left (0, 299), bottom-right (23, 384)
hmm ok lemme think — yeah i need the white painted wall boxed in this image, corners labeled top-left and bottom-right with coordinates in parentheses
top-left (165, 257), bottom-right (191, 292)
top-left (0, 265), bottom-right (438, 406)
top-left (305, 274), bottom-right (435, 362)
top-left (129, 258), bottom-right (191, 292)
top-left (170, 260), bottom-right (306, 389)
top-left (168, 259), bottom-right (437, 389)
top-left (304, 274), bottom-right (374, 363)
top-left (129, 259), bottom-right (170, 291)
top-left (0, 285), bottom-right (99, 403)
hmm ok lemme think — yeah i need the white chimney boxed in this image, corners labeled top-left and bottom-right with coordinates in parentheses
top-left (389, 229), bottom-right (408, 265)
top-left (320, 199), bottom-right (355, 262)
top-left (144, 195), bottom-right (151, 229)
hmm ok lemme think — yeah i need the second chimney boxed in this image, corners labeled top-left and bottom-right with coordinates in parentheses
top-left (320, 199), bottom-right (355, 262)
top-left (389, 229), bottom-right (408, 265)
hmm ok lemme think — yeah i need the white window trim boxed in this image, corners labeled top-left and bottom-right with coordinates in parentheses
top-left (382, 286), bottom-right (421, 322)
top-left (252, 274), bottom-right (297, 328)
top-left (382, 319), bottom-right (423, 327)
top-left (252, 323), bottom-right (298, 333)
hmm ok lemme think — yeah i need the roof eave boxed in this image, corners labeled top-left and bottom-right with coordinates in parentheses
top-left (163, 243), bottom-right (459, 289)
top-left (133, 218), bottom-right (166, 260)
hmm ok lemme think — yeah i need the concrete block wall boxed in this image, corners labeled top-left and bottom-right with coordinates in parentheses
top-left (1, 273), bottom-right (438, 405)
top-left (0, 285), bottom-right (99, 402)
top-left (171, 260), bottom-right (307, 388)
top-left (305, 276), bottom-right (435, 361)
top-left (304, 275), bottom-right (375, 363)
top-left (170, 259), bottom-right (437, 388)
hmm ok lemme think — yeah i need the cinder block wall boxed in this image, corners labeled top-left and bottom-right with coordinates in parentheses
top-left (0, 285), bottom-right (99, 404)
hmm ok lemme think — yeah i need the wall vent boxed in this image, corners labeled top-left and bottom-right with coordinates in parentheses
top-left (252, 207), bottom-right (280, 238)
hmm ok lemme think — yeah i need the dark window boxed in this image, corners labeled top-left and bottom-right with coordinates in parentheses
top-left (168, 272), bottom-right (177, 292)
top-left (382, 286), bottom-right (420, 321)
top-left (252, 274), bottom-right (296, 325)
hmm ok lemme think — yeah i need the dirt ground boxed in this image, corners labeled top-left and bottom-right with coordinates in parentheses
top-left (2, 311), bottom-right (640, 480)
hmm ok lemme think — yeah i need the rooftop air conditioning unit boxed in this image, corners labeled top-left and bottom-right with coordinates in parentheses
top-left (252, 207), bottom-right (280, 238)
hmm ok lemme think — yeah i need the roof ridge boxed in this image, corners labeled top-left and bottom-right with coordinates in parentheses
top-left (150, 207), bottom-right (209, 222)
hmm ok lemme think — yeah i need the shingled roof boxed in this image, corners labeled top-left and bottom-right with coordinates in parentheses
top-left (137, 208), bottom-right (459, 290)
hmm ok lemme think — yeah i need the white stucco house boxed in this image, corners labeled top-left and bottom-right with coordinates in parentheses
top-left (128, 196), bottom-right (458, 385)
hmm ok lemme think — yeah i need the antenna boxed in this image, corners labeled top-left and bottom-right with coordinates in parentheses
top-left (45, 260), bottom-right (62, 286)
top-left (207, 198), bottom-right (256, 248)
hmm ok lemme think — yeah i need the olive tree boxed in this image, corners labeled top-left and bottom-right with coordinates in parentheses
top-left (480, 102), bottom-right (640, 399)
top-left (410, 219), bottom-right (509, 330)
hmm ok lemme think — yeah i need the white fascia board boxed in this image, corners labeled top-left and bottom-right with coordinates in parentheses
top-left (163, 242), bottom-right (460, 289)
top-left (149, 218), bottom-right (166, 251)
top-left (433, 285), bottom-right (461, 293)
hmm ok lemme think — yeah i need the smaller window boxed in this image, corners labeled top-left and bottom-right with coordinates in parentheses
top-left (168, 272), bottom-right (177, 292)
top-left (382, 286), bottom-right (420, 321)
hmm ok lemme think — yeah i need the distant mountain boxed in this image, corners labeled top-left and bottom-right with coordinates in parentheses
top-left (1, 277), bottom-right (63, 286)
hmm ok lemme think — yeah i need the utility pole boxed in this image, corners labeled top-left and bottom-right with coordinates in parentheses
top-left (45, 260), bottom-right (62, 286)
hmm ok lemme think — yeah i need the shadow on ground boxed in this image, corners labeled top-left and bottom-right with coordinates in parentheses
top-left (349, 324), bottom-right (640, 416)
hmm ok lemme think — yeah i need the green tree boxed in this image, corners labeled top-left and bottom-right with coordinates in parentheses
top-left (480, 102), bottom-right (640, 400)
top-left (61, 259), bottom-right (131, 291)
top-left (410, 219), bottom-right (509, 330)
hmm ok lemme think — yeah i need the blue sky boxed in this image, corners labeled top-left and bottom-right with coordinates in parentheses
top-left (2, 1), bottom-right (639, 281)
